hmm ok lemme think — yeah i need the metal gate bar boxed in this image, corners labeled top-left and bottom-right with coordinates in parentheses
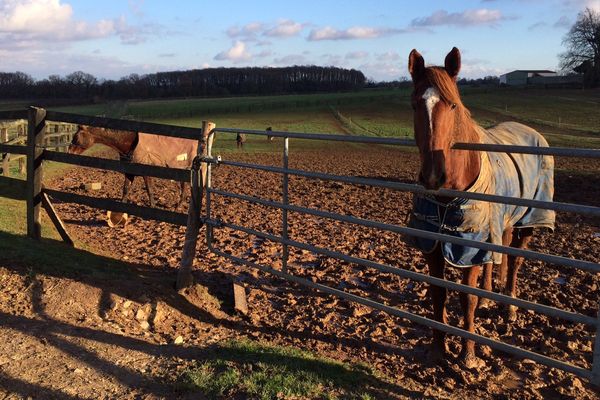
top-left (203, 128), bottom-right (600, 385)
top-left (215, 159), bottom-right (600, 217)
top-left (209, 188), bottom-right (600, 274)
top-left (215, 127), bottom-right (600, 159)
top-left (206, 217), bottom-right (596, 327)
top-left (207, 243), bottom-right (593, 381)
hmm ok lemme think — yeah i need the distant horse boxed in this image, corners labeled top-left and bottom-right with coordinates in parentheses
top-left (407, 47), bottom-right (555, 368)
top-left (236, 132), bottom-right (246, 149)
top-left (68, 125), bottom-right (198, 208)
top-left (266, 126), bottom-right (274, 141)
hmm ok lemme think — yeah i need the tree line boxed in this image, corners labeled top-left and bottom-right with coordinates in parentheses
top-left (0, 66), bottom-right (366, 100)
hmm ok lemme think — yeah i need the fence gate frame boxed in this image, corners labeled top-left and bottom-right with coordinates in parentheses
top-left (1, 107), bottom-right (600, 385)
top-left (197, 125), bottom-right (600, 386)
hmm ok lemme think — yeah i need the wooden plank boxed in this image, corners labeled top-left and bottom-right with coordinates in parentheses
top-left (41, 192), bottom-right (74, 247)
top-left (7, 136), bottom-right (26, 145)
top-left (26, 107), bottom-right (46, 240)
top-left (0, 110), bottom-right (28, 120)
top-left (46, 111), bottom-right (202, 140)
top-left (2, 153), bottom-right (9, 177)
top-left (0, 144), bottom-right (28, 155)
top-left (43, 151), bottom-right (190, 182)
top-left (233, 282), bottom-right (248, 315)
top-left (0, 176), bottom-right (27, 200)
top-left (1, 126), bottom-right (9, 177)
top-left (43, 188), bottom-right (187, 226)
top-left (177, 120), bottom-right (213, 290)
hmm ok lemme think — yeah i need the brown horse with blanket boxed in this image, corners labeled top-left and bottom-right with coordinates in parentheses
top-left (68, 126), bottom-right (197, 208)
top-left (407, 47), bottom-right (555, 368)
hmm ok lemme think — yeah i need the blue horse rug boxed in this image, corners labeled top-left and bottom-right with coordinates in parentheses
top-left (408, 122), bottom-right (555, 267)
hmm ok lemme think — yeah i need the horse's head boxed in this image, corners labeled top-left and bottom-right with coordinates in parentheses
top-left (68, 125), bottom-right (95, 155)
top-left (408, 47), bottom-right (472, 190)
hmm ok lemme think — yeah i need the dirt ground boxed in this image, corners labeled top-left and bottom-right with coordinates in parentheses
top-left (1, 143), bottom-right (599, 399)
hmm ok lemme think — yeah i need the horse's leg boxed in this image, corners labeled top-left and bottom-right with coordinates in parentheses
top-left (478, 262), bottom-right (493, 308)
top-left (505, 227), bottom-right (533, 322)
top-left (497, 228), bottom-right (513, 293)
top-left (122, 173), bottom-right (135, 203)
top-left (424, 245), bottom-right (448, 362)
top-left (177, 181), bottom-right (187, 209)
top-left (142, 175), bottom-right (156, 208)
top-left (459, 265), bottom-right (485, 368)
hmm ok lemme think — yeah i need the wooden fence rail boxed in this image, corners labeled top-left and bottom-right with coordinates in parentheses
top-left (0, 106), bottom-right (207, 289)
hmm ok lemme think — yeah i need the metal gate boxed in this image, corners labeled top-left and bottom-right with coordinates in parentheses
top-left (198, 126), bottom-right (600, 385)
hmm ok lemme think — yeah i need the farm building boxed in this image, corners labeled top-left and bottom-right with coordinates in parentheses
top-left (499, 70), bottom-right (584, 86)
top-left (499, 70), bottom-right (556, 85)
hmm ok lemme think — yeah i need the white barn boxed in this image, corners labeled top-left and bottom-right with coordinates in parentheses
top-left (499, 70), bottom-right (556, 86)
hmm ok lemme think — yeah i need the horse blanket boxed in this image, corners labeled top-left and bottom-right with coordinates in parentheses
top-left (408, 122), bottom-right (555, 267)
top-left (131, 133), bottom-right (198, 169)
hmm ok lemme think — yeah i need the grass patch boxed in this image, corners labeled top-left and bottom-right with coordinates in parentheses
top-left (0, 152), bottom-right (132, 279)
top-left (179, 339), bottom-right (390, 400)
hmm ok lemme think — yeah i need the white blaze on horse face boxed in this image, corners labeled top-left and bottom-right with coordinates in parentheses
top-left (422, 87), bottom-right (440, 134)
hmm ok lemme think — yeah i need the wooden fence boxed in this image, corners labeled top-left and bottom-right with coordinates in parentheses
top-left (0, 118), bottom-right (77, 176)
top-left (0, 106), bottom-right (209, 287)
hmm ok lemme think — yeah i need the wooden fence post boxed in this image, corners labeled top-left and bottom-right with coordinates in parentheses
top-left (1, 128), bottom-right (8, 177)
top-left (26, 107), bottom-right (46, 240)
top-left (177, 120), bottom-right (215, 291)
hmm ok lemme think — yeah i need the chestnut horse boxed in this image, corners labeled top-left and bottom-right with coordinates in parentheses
top-left (68, 125), bottom-right (198, 208)
top-left (407, 48), bottom-right (555, 368)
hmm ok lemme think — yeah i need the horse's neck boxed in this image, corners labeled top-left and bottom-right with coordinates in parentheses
top-left (91, 128), bottom-right (136, 154)
top-left (446, 122), bottom-right (482, 191)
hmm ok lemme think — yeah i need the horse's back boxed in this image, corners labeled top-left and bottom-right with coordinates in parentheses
top-left (133, 133), bottom-right (198, 168)
top-left (485, 121), bottom-right (549, 148)
top-left (482, 121), bottom-right (555, 232)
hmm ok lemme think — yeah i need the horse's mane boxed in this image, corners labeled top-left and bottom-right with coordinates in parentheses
top-left (424, 67), bottom-right (481, 143)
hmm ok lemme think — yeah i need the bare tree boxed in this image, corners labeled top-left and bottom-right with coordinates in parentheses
top-left (560, 7), bottom-right (600, 86)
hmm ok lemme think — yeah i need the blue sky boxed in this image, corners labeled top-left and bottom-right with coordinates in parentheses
top-left (0, 0), bottom-right (597, 81)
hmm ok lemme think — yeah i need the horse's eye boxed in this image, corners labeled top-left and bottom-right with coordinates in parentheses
top-left (451, 103), bottom-right (457, 110)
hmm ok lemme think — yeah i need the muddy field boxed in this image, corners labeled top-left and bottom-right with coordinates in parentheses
top-left (2, 144), bottom-right (599, 399)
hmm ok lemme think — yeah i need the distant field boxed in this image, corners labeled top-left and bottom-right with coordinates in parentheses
top-left (2, 86), bottom-right (600, 149)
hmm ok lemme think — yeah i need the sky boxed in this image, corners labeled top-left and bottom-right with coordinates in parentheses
top-left (0, 0), bottom-right (598, 82)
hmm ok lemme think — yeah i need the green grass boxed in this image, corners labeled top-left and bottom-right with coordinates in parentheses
top-left (461, 87), bottom-right (600, 134)
top-left (0, 155), bottom-right (131, 279)
top-left (179, 339), bottom-right (390, 400)
top-left (43, 86), bottom-right (600, 149)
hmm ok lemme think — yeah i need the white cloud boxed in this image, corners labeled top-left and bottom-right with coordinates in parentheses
top-left (308, 26), bottom-right (406, 41)
top-left (264, 19), bottom-right (304, 37)
top-left (359, 61), bottom-right (402, 81)
top-left (564, 0), bottom-right (600, 12)
top-left (345, 51), bottom-right (369, 60)
top-left (226, 19), bottom-right (305, 40)
top-left (322, 54), bottom-right (343, 65)
top-left (256, 49), bottom-right (273, 58)
top-left (0, 47), bottom-right (168, 79)
top-left (214, 41), bottom-right (252, 63)
top-left (226, 22), bottom-right (264, 39)
top-left (376, 51), bottom-right (400, 61)
top-left (0, 0), bottom-right (158, 45)
top-left (411, 8), bottom-right (511, 27)
top-left (273, 54), bottom-right (307, 65)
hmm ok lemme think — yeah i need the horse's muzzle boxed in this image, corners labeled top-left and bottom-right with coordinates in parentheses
top-left (419, 170), bottom-right (446, 190)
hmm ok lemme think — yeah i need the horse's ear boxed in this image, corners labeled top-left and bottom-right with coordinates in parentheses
top-left (444, 47), bottom-right (461, 79)
top-left (408, 49), bottom-right (425, 82)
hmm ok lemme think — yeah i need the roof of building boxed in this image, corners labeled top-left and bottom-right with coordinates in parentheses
top-left (500, 69), bottom-right (556, 76)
